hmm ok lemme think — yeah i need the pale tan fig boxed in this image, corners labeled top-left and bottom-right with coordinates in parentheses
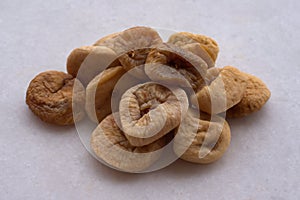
top-left (85, 66), bottom-right (140, 123)
top-left (66, 46), bottom-right (119, 85)
top-left (91, 113), bottom-right (168, 172)
top-left (191, 66), bottom-right (248, 114)
top-left (94, 26), bottom-right (163, 79)
top-left (173, 109), bottom-right (231, 164)
top-left (26, 71), bottom-right (85, 125)
top-left (119, 82), bottom-right (188, 146)
top-left (227, 73), bottom-right (271, 118)
top-left (145, 43), bottom-right (208, 91)
top-left (168, 32), bottom-right (219, 62)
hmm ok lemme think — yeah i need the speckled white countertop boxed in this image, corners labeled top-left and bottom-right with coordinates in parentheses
top-left (0, 0), bottom-right (299, 199)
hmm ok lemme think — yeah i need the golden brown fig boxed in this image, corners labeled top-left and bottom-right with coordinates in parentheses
top-left (26, 71), bottom-right (85, 125)
top-left (173, 109), bottom-right (231, 164)
top-left (227, 73), bottom-right (271, 118)
top-left (119, 82), bottom-right (188, 146)
top-left (90, 113), bottom-right (167, 172)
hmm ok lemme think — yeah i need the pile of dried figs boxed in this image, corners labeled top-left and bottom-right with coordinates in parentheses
top-left (26, 26), bottom-right (271, 172)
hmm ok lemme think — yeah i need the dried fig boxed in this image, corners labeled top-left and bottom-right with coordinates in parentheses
top-left (168, 35), bottom-right (215, 69)
top-left (119, 82), bottom-right (188, 146)
top-left (94, 26), bottom-right (163, 79)
top-left (26, 71), bottom-right (85, 125)
top-left (191, 66), bottom-right (248, 114)
top-left (204, 67), bottom-right (221, 84)
top-left (93, 32), bottom-right (121, 46)
top-left (85, 66), bottom-right (124, 123)
top-left (90, 113), bottom-right (167, 172)
top-left (85, 66), bottom-right (140, 123)
top-left (168, 32), bottom-right (219, 62)
top-left (66, 46), bottom-right (119, 85)
top-left (227, 73), bottom-right (271, 118)
top-left (145, 43), bottom-right (208, 91)
top-left (173, 109), bottom-right (231, 164)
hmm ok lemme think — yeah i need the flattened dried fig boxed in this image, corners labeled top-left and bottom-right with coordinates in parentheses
top-left (145, 43), bottom-right (208, 90)
top-left (191, 66), bottom-right (248, 114)
top-left (173, 109), bottom-right (231, 164)
top-left (227, 73), bottom-right (271, 118)
top-left (95, 26), bottom-right (163, 79)
top-left (119, 82), bottom-right (188, 146)
top-left (91, 113), bottom-right (167, 172)
top-left (86, 66), bottom-right (141, 123)
top-left (85, 66), bottom-right (125, 123)
top-left (66, 46), bottom-right (119, 85)
top-left (26, 71), bottom-right (85, 125)
top-left (168, 32), bottom-right (219, 61)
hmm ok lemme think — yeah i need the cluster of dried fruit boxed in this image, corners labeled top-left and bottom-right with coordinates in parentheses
top-left (26, 26), bottom-right (271, 172)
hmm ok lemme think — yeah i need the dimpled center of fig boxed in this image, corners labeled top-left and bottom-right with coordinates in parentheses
top-left (133, 84), bottom-right (171, 117)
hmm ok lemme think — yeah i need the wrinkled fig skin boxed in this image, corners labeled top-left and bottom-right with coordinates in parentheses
top-left (227, 73), bottom-right (271, 118)
top-left (85, 66), bottom-right (127, 123)
top-left (94, 26), bottom-right (163, 79)
top-left (174, 109), bottom-right (231, 164)
top-left (145, 43), bottom-right (208, 91)
top-left (192, 66), bottom-right (248, 114)
top-left (90, 113), bottom-right (167, 172)
top-left (119, 82), bottom-right (188, 147)
top-left (26, 71), bottom-right (85, 125)
top-left (168, 32), bottom-right (219, 62)
top-left (66, 46), bottom-right (120, 85)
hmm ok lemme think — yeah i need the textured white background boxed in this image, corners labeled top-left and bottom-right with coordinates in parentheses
top-left (0, 0), bottom-right (299, 199)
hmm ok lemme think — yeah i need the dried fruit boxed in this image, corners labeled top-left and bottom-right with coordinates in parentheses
top-left (168, 32), bottom-right (219, 62)
top-left (227, 73), bottom-right (271, 118)
top-left (66, 46), bottom-right (119, 85)
top-left (93, 32), bottom-right (121, 46)
top-left (94, 26), bottom-right (163, 79)
top-left (26, 71), bottom-right (85, 125)
top-left (85, 66), bottom-right (136, 123)
top-left (173, 109), bottom-right (231, 164)
top-left (145, 43), bottom-right (208, 90)
top-left (119, 82), bottom-right (188, 146)
top-left (191, 66), bottom-right (248, 114)
top-left (204, 67), bottom-right (221, 85)
top-left (168, 33), bottom-right (215, 69)
top-left (90, 113), bottom-right (167, 172)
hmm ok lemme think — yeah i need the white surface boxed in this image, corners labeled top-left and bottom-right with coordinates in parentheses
top-left (0, 0), bottom-right (299, 199)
